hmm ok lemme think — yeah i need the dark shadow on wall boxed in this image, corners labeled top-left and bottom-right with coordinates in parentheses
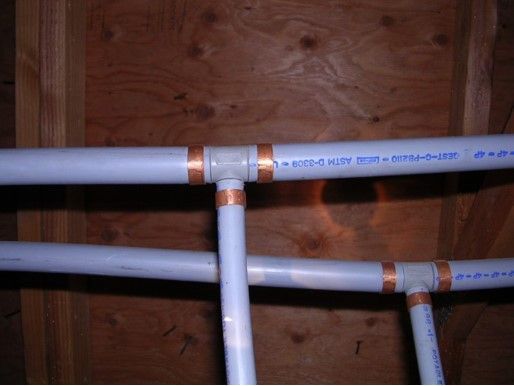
top-left (0, 0), bottom-right (25, 383)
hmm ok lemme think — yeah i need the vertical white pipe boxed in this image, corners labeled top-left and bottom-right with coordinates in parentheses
top-left (406, 286), bottom-right (445, 385)
top-left (216, 178), bottom-right (256, 384)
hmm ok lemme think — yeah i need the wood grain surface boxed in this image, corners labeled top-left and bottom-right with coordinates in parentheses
top-left (457, 3), bottom-right (514, 382)
top-left (489, 0), bottom-right (514, 135)
top-left (0, 1), bottom-right (25, 383)
top-left (434, 1), bottom-right (497, 382)
top-left (461, 202), bottom-right (514, 384)
top-left (16, 0), bottom-right (90, 383)
top-left (86, 0), bottom-right (454, 146)
top-left (8, 0), bottom-right (512, 383)
top-left (81, 0), bottom-right (513, 384)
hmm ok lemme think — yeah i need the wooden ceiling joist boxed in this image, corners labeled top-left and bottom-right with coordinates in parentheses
top-left (16, 0), bottom-right (89, 383)
top-left (435, 1), bottom-right (514, 384)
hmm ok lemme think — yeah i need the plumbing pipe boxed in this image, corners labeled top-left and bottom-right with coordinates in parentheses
top-left (1, 242), bottom-right (514, 293)
top-left (1, 135), bottom-right (514, 185)
top-left (448, 259), bottom-right (514, 291)
top-left (0, 241), bottom-right (382, 291)
top-left (272, 134), bottom-right (514, 181)
top-left (0, 147), bottom-right (189, 184)
top-left (0, 241), bottom-right (219, 283)
top-left (406, 286), bottom-right (445, 385)
top-left (215, 179), bottom-right (256, 384)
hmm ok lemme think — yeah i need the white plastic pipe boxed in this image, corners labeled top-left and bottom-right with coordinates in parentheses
top-left (216, 179), bottom-right (256, 384)
top-left (1, 135), bottom-right (514, 185)
top-left (0, 241), bottom-right (219, 282)
top-left (1, 242), bottom-right (514, 292)
top-left (0, 242), bottom-right (383, 291)
top-left (7, 247), bottom-right (514, 385)
top-left (248, 255), bottom-right (383, 292)
top-left (448, 258), bottom-right (514, 291)
top-left (272, 134), bottom-right (514, 181)
top-left (0, 147), bottom-right (189, 184)
top-left (406, 286), bottom-right (445, 385)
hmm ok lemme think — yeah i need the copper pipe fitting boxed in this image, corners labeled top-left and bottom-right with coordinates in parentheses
top-left (434, 260), bottom-right (452, 292)
top-left (257, 144), bottom-right (274, 183)
top-left (215, 189), bottom-right (246, 209)
top-left (187, 145), bottom-right (205, 185)
top-left (406, 291), bottom-right (432, 309)
top-left (381, 262), bottom-right (396, 293)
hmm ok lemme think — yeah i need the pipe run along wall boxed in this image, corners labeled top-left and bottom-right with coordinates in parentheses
top-left (3, 243), bottom-right (513, 385)
top-left (1, 134), bottom-right (514, 185)
top-left (4, 134), bottom-right (514, 385)
top-left (1, 242), bottom-right (513, 293)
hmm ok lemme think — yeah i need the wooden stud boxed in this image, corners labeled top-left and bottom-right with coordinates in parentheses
top-left (16, 0), bottom-right (90, 383)
top-left (438, 164), bottom-right (514, 383)
top-left (436, 1), bottom-right (499, 383)
top-left (436, 5), bottom-right (514, 382)
top-left (437, 0), bottom-right (498, 260)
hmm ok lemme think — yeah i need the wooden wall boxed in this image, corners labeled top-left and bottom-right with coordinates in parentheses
top-left (3, 0), bottom-right (512, 384)
top-left (85, 1), bottom-right (454, 383)
top-left (460, 1), bottom-right (514, 383)
top-left (0, 0), bottom-right (25, 383)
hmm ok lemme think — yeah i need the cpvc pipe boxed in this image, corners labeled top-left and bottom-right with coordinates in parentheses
top-left (1, 134), bottom-right (514, 185)
top-left (215, 179), bottom-right (256, 385)
top-left (406, 287), bottom-right (444, 384)
top-left (3, 244), bottom-right (514, 385)
top-left (1, 242), bottom-right (513, 293)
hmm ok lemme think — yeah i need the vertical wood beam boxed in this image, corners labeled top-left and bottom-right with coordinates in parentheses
top-left (436, 0), bottom-right (498, 384)
top-left (437, 0), bottom-right (498, 259)
top-left (16, 1), bottom-right (46, 382)
top-left (437, 163), bottom-right (514, 384)
top-left (16, 0), bottom-right (89, 383)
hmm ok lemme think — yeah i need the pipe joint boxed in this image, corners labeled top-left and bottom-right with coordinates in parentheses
top-left (401, 263), bottom-right (437, 292)
top-left (189, 145), bottom-right (254, 184)
top-left (188, 145), bottom-right (275, 184)
top-left (406, 287), bottom-right (432, 308)
top-left (381, 262), bottom-right (397, 293)
top-left (208, 146), bottom-right (253, 183)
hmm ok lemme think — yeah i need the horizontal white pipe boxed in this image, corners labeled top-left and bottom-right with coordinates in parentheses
top-left (251, 255), bottom-right (383, 292)
top-left (1, 242), bottom-right (514, 293)
top-left (448, 259), bottom-right (514, 291)
top-left (0, 242), bottom-right (382, 291)
top-left (0, 241), bottom-right (219, 281)
top-left (0, 147), bottom-right (189, 184)
top-left (1, 135), bottom-right (514, 185)
top-left (272, 134), bottom-right (514, 181)
top-left (406, 287), bottom-right (445, 385)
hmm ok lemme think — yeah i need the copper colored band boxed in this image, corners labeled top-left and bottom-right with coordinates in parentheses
top-left (257, 144), bottom-right (274, 183)
top-left (381, 262), bottom-right (396, 293)
top-left (435, 260), bottom-right (452, 292)
top-left (406, 292), bottom-right (432, 309)
top-left (215, 189), bottom-right (246, 209)
top-left (187, 145), bottom-right (205, 185)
